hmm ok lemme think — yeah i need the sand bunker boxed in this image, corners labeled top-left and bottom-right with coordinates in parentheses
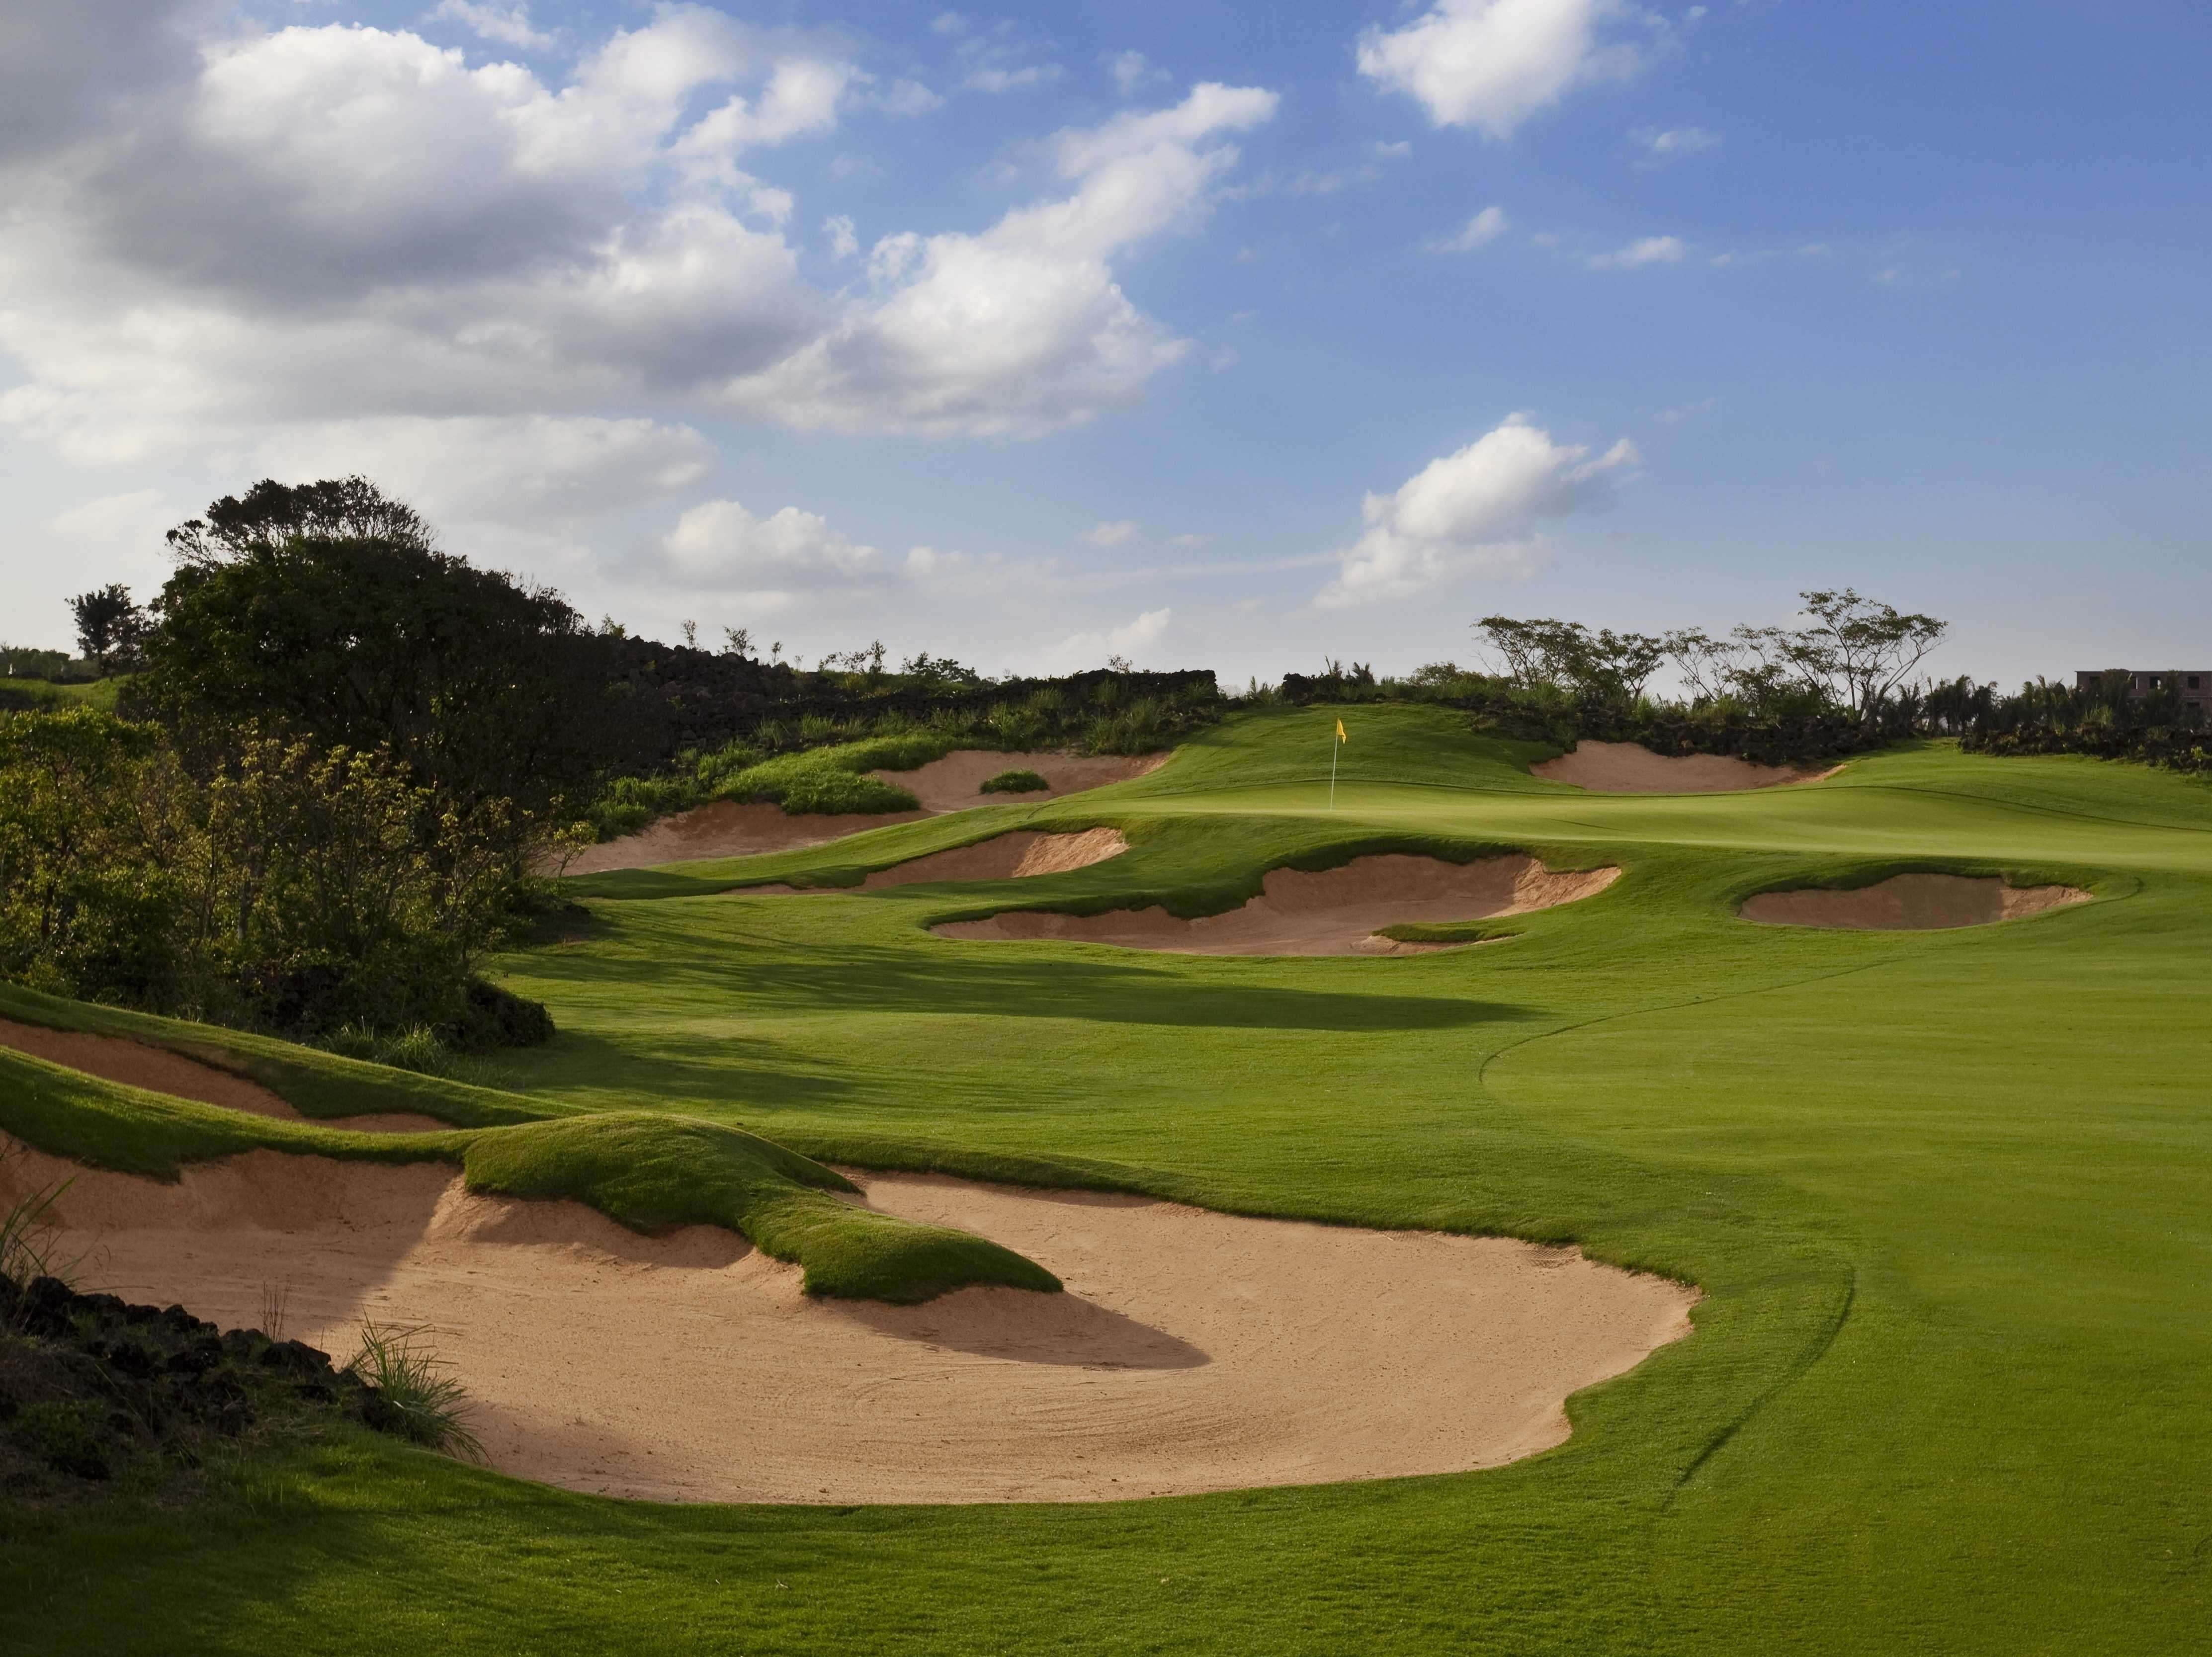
top-left (740, 828), bottom-right (1130, 893)
top-left (935, 854), bottom-right (1620, 957)
top-left (1740, 873), bottom-right (2091, 930)
top-left (1535, 741), bottom-right (1840, 794)
top-left (0, 1139), bottom-right (1696, 1505)
top-left (559, 800), bottom-right (928, 876)
top-left (0, 1018), bottom-right (443, 1134)
top-left (566, 751), bottom-right (1167, 876)
top-left (866, 750), bottom-right (1167, 814)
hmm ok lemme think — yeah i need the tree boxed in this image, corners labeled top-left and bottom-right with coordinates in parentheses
top-left (1474, 617), bottom-right (1665, 706)
top-left (139, 478), bottom-right (658, 828)
top-left (68, 583), bottom-right (147, 673)
top-left (1794, 588), bottom-right (1948, 726)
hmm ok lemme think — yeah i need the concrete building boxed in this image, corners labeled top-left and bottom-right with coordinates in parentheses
top-left (2075, 669), bottom-right (2212, 723)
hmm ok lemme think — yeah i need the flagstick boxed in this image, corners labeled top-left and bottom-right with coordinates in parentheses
top-left (1329, 736), bottom-right (1339, 810)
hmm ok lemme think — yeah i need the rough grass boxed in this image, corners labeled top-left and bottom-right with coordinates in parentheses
top-left (979, 768), bottom-right (1049, 794)
top-left (342, 1323), bottom-right (483, 1459)
top-left (714, 734), bottom-right (950, 816)
top-left (5, 706), bottom-right (2211, 1654)
top-left (1371, 919), bottom-right (1517, 945)
top-left (0, 1049), bottom-right (1056, 1304)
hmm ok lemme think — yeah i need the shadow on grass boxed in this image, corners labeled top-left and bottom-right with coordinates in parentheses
top-left (518, 943), bottom-right (1533, 1033)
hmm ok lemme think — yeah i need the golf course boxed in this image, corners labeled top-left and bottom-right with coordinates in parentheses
top-left (2, 702), bottom-right (2208, 1652)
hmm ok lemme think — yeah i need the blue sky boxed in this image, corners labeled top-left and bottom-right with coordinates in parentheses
top-left (1, 0), bottom-right (2206, 686)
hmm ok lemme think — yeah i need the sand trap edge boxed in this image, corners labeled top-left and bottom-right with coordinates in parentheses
top-left (1738, 872), bottom-right (2092, 930)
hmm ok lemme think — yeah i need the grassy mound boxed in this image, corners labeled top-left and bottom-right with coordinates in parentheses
top-left (979, 769), bottom-right (1050, 794)
top-left (715, 734), bottom-right (947, 816)
top-left (0, 1035), bottom-right (1057, 1305)
top-left (1371, 920), bottom-right (1518, 946)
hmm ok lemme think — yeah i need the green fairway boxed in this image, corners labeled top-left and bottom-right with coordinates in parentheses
top-left (6, 705), bottom-right (2209, 1654)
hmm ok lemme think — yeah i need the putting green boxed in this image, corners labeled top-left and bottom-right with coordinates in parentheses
top-left (7, 705), bottom-right (2209, 1655)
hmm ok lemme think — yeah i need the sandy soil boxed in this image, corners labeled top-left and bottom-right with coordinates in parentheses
top-left (1740, 873), bottom-right (2091, 930)
top-left (935, 854), bottom-right (1621, 956)
top-left (0, 1019), bottom-right (445, 1133)
top-left (0, 1138), bottom-right (1696, 1505)
top-left (738, 828), bottom-right (1131, 894)
top-left (1534, 740), bottom-right (1842, 793)
top-left (865, 750), bottom-right (1168, 814)
top-left (563, 751), bottom-right (1167, 876)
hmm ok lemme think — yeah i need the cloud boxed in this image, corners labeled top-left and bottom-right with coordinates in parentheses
top-left (1085, 519), bottom-right (1139, 546)
top-left (1434, 204), bottom-right (1509, 252)
top-left (1040, 606), bottom-right (1171, 671)
top-left (723, 82), bottom-right (1279, 436)
top-left (1110, 51), bottom-right (1169, 97)
top-left (1317, 414), bottom-right (1638, 608)
top-left (1357, 0), bottom-right (1644, 140)
top-left (1630, 125), bottom-right (1719, 166)
top-left (823, 214), bottom-right (858, 259)
top-left (0, 6), bottom-right (1271, 490)
top-left (426, 1), bottom-right (556, 53)
top-left (1588, 235), bottom-right (1686, 269)
top-left (659, 497), bottom-right (880, 591)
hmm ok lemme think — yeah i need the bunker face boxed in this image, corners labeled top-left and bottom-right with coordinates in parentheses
top-left (1740, 873), bottom-right (2091, 930)
top-left (0, 1018), bottom-right (443, 1133)
top-left (564, 751), bottom-right (1166, 875)
top-left (559, 800), bottom-right (928, 875)
top-left (865, 749), bottom-right (1167, 813)
top-left (2, 1140), bottom-right (1697, 1506)
top-left (740, 828), bottom-right (1130, 893)
top-left (1535, 740), bottom-right (1839, 794)
top-left (935, 854), bottom-right (1620, 956)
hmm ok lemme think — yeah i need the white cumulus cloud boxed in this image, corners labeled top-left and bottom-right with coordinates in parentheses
top-left (1631, 125), bottom-right (1719, 166)
top-left (1039, 606), bottom-right (1172, 672)
top-left (1357, 0), bottom-right (1643, 140)
top-left (1085, 520), bottom-right (1139, 546)
top-left (659, 497), bottom-right (881, 591)
top-left (1317, 414), bottom-right (1638, 608)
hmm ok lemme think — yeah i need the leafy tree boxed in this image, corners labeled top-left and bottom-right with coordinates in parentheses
top-left (1795, 588), bottom-right (1949, 726)
top-left (139, 478), bottom-right (655, 826)
top-left (67, 583), bottom-right (147, 674)
top-left (1474, 617), bottom-right (1666, 706)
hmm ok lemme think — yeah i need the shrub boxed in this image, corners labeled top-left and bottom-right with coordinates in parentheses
top-left (980, 769), bottom-right (1049, 794)
top-left (344, 1322), bottom-right (483, 1458)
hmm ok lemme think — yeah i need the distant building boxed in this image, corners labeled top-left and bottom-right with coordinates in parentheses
top-left (2075, 669), bottom-right (2212, 723)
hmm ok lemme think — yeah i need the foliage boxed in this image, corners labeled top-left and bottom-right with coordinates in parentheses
top-left (342, 1323), bottom-right (483, 1458)
top-left (979, 769), bottom-right (1050, 794)
top-left (137, 477), bottom-right (656, 828)
top-left (0, 708), bottom-right (549, 1044)
top-left (1955, 673), bottom-right (2212, 774)
top-left (66, 585), bottom-right (149, 675)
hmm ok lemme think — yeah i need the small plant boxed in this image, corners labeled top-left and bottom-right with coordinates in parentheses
top-left (344, 1322), bottom-right (484, 1459)
top-left (259, 1282), bottom-right (291, 1343)
top-left (979, 769), bottom-right (1050, 795)
top-left (1, 1150), bottom-right (79, 1325)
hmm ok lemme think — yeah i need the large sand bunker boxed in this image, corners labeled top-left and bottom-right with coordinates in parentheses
top-left (935, 854), bottom-right (1620, 956)
top-left (566, 750), bottom-right (1167, 876)
top-left (1740, 873), bottom-right (2091, 930)
top-left (1535, 741), bottom-right (1840, 793)
top-left (0, 1018), bottom-right (441, 1133)
top-left (866, 749), bottom-right (1167, 813)
top-left (0, 1140), bottom-right (1696, 1505)
top-left (740, 828), bottom-right (1129, 893)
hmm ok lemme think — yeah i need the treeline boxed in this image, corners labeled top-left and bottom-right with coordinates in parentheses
top-left (1278, 590), bottom-right (1950, 766)
top-left (0, 475), bottom-right (1225, 1057)
top-left (1951, 676), bottom-right (2212, 775)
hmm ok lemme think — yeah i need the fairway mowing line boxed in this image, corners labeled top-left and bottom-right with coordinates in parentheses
top-left (1, 1141), bottom-right (1698, 1507)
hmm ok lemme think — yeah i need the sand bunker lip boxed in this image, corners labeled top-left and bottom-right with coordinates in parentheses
top-left (737, 828), bottom-right (1129, 893)
top-left (1739, 872), bottom-right (2091, 930)
top-left (934, 854), bottom-right (1620, 956)
top-left (1534, 741), bottom-right (1841, 794)
top-left (562, 750), bottom-right (1167, 876)
top-left (2, 1139), bottom-right (1696, 1505)
top-left (0, 1018), bottom-right (443, 1133)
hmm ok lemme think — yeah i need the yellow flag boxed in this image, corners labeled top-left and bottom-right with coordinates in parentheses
top-left (1335, 719), bottom-right (1347, 744)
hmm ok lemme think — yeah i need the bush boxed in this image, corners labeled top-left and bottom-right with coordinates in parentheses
top-left (980, 769), bottom-right (1049, 794)
top-left (0, 708), bottom-right (549, 1044)
top-left (344, 1322), bottom-right (482, 1458)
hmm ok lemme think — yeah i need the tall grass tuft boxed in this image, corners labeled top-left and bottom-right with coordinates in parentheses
top-left (0, 1147), bottom-right (81, 1327)
top-left (344, 1322), bottom-right (484, 1459)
